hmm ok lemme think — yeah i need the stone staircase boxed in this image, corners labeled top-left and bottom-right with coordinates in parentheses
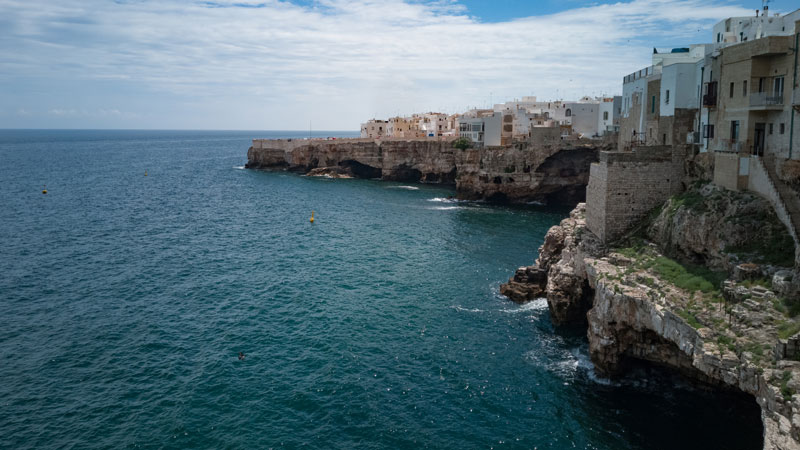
top-left (756, 156), bottom-right (800, 266)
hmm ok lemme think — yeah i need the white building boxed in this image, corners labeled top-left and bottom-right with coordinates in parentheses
top-left (712, 6), bottom-right (799, 45)
top-left (598, 96), bottom-right (622, 135)
top-left (458, 112), bottom-right (503, 147)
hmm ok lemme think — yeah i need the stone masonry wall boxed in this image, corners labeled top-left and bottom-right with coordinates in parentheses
top-left (586, 145), bottom-right (686, 243)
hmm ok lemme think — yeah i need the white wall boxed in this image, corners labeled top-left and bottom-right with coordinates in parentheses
top-left (660, 62), bottom-right (699, 117)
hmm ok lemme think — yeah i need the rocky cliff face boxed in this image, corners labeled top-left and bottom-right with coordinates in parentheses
top-left (648, 183), bottom-right (796, 272)
top-left (246, 138), bottom-right (607, 204)
top-left (502, 201), bottom-right (800, 449)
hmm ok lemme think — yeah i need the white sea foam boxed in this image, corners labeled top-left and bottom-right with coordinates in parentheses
top-left (499, 298), bottom-right (548, 313)
top-left (388, 185), bottom-right (419, 190)
top-left (233, 165), bottom-right (246, 170)
top-left (429, 206), bottom-right (462, 211)
top-left (451, 305), bottom-right (484, 313)
top-left (428, 197), bottom-right (464, 203)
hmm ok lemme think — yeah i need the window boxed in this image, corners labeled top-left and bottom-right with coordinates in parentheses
top-left (651, 95), bottom-right (656, 113)
top-left (731, 120), bottom-right (740, 140)
top-left (662, 134), bottom-right (667, 145)
top-left (780, 123), bottom-right (785, 134)
top-left (665, 90), bottom-right (670, 104)
top-left (603, 111), bottom-right (609, 120)
top-left (770, 123), bottom-right (774, 134)
top-left (730, 82), bottom-right (735, 98)
top-left (703, 124), bottom-right (715, 139)
top-left (743, 80), bottom-right (747, 96)
top-left (565, 109), bottom-right (571, 117)
top-left (759, 77), bottom-right (765, 92)
top-left (774, 77), bottom-right (785, 97)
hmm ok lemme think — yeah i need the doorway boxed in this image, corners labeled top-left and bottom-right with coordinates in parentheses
top-left (754, 123), bottom-right (766, 157)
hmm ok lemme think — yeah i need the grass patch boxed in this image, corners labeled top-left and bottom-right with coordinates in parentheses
top-left (649, 256), bottom-right (725, 294)
top-left (785, 298), bottom-right (800, 318)
top-left (781, 370), bottom-right (795, 401)
top-left (677, 309), bottom-right (703, 329)
top-left (717, 335), bottom-right (736, 353)
top-left (743, 341), bottom-right (764, 357)
top-left (667, 190), bottom-right (707, 219)
top-left (725, 232), bottom-right (795, 267)
top-left (778, 320), bottom-right (800, 339)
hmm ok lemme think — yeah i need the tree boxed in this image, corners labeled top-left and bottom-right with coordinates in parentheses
top-left (452, 137), bottom-right (472, 150)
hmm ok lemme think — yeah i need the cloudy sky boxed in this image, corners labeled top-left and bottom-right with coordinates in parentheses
top-left (0, 0), bottom-right (794, 130)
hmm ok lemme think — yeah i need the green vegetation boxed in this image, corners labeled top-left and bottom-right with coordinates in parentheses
top-left (784, 297), bottom-right (800, 318)
top-left (452, 137), bottom-right (472, 150)
top-left (740, 278), bottom-right (771, 289)
top-left (717, 334), bottom-right (736, 353)
top-left (677, 309), bottom-right (703, 329)
top-left (781, 370), bottom-right (795, 401)
top-left (647, 256), bottom-right (725, 294)
top-left (778, 320), bottom-right (800, 339)
top-left (666, 190), bottom-right (706, 219)
top-left (725, 231), bottom-right (796, 267)
top-left (742, 341), bottom-right (764, 357)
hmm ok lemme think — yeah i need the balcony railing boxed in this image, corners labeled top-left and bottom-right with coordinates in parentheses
top-left (716, 138), bottom-right (744, 153)
top-left (750, 92), bottom-right (784, 107)
top-left (703, 82), bottom-right (718, 107)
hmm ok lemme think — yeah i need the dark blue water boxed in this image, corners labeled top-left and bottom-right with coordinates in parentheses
top-left (0, 130), bottom-right (761, 449)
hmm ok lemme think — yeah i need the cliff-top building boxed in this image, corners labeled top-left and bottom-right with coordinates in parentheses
top-left (589, 6), bottom-right (800, 265)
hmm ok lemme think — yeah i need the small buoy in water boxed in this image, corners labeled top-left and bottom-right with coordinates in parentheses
top-left (310, 211), bottom-right (315, 223)
top-left (145, 170), bottom-right (148, 177)
top-left (42, 185), bottom-right (47, 195)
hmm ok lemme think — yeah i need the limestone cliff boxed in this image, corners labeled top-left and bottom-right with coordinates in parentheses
top-left (502, 197), bottom-right (800, 449)
top-left (246, 138), bottom-right (609, 204)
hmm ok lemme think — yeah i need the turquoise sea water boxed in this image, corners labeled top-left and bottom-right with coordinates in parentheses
top-left (0, 130), bottom-right (761, 449)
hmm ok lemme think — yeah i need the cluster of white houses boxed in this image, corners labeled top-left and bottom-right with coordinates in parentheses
top-left (619, 5), bottom-right (800, 188)
top-left (360, 96), bottom-right (622, 146)
top-left (361, 5), bottom-right (799, 170)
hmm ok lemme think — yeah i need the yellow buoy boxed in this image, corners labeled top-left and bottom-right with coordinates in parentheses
top-left (310, 211), bottom-right (315, 223)
top-left (42, 185), bottom-right (47, 195)
top-left (145, 170), bottom-right (148, 177)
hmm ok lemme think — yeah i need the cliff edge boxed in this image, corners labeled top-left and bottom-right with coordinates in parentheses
top-left (246, 138), bottom-right (609, 205)
top-left (503, 184), bottom-right (800, 449)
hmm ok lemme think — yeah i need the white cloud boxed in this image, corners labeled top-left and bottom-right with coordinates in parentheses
top-left (0, 0), bottom-right (754, 129)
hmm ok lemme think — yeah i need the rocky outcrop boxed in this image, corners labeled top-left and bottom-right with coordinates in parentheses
top-left (648, 183), bottom-right (796, 272)
top-left (247, 138), bottom-right (609, 204)
top-left (504, 203), bottom-right (800, 449)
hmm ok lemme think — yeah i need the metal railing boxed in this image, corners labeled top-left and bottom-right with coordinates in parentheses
top-left (750, 92), bottom-right (784, 107)
top-left (703, 82), bottom-right (718, 107)
top-left (716, 138), bottom-right (743, 153)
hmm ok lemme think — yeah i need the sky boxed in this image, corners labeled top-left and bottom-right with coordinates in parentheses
top-left (0, 0), bottom-right (796, 130)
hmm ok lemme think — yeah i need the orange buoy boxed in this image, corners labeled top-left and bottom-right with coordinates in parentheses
top-left (310, 211), bottom-right (315, 223)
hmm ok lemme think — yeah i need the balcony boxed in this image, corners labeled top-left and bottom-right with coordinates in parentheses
top-left (750, 92), bottom-right (784, 110)
top-left (749, 35), bottom-right (791, 58)
top-left (703, 82), bottom-right (718, 108)
top-left (716, 138), bottom-right (743, 153)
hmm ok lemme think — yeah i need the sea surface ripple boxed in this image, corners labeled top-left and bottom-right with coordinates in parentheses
top-left (0, 130), bottom-right (761, 449)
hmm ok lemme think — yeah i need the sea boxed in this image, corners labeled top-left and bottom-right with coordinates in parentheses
top-left (0, 130), bottom-right (762, 449)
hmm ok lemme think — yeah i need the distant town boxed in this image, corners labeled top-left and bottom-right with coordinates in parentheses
top-left (361, 4), bottom-right (799, 167)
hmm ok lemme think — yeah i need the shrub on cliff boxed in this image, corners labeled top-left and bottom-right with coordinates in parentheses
top-left (452, 137), bottom-right (472, 150)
